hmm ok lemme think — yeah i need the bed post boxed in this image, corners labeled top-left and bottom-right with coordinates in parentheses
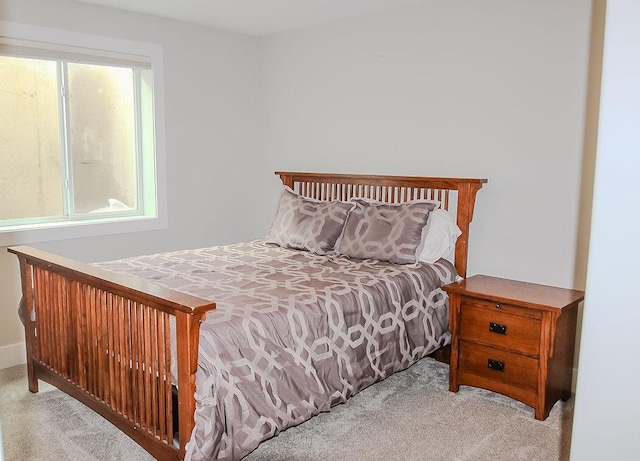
top-left (16, 256), bottom-right (38, 393)
top-left (454, 181), bottom-right (485, 279)
top-left (175, 311), bottom-right (206, 458)
top-left (279, 173), bottom-right (294, 189)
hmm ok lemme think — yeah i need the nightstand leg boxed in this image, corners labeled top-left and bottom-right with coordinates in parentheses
top-left (534, 406), bottom-right (550, 421)
top-left (449, 373), bottom-right (459, 392)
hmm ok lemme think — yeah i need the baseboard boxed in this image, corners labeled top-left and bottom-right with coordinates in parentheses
top-left (0, 342), bottom-right (26, 370)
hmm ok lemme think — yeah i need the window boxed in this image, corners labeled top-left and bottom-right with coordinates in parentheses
top-left (0, 22), bottom-right (166, 246)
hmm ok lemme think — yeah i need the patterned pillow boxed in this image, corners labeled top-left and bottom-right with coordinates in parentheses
top-left (265, 187), bottom-right (355, 255)
top-left (337, 199), bottom-right (437, 264)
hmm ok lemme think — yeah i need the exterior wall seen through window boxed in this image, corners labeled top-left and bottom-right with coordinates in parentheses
top-left (0, 56), bottom-right (140, 225)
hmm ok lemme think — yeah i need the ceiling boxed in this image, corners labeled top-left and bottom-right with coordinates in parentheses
top-left (72, 0), bottom-right (426, 36)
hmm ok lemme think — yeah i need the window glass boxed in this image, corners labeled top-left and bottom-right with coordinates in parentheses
top-left (0, 56), bottom-right (63, 221)
top-left (0, 56), bottom-right (143, 224)
top-left (67, 63), bottom-right (138, 214)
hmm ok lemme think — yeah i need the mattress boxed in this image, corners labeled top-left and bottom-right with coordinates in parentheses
top-left (97, 239), bottom-right (457, 460)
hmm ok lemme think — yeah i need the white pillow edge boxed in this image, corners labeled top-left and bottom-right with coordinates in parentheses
top-left (417, 209), bottom-right (462, 264)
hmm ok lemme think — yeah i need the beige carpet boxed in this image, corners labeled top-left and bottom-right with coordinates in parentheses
top-left (0, 358), bottom-right (572, 460)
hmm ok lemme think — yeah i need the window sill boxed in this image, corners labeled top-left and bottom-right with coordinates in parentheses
top-left (0, 214), bottom-right (167, 247)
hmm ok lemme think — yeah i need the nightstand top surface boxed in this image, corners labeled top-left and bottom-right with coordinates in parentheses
top-left (443, 274), bottom-right (584, 311)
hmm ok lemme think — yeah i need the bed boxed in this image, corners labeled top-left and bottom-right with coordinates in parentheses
top-left (9, 172), bottom-right (486, 461)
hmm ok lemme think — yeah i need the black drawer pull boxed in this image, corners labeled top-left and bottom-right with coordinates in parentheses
top-left (489, 322), bottom-right (507, 335)
top-left (487, 359), bottom-right (505, 372)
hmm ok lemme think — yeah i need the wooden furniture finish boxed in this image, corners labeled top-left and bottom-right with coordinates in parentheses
top-left (445, 275), bottom-right (584, 420)
top-left (9, 172), bottom-right (486, 460)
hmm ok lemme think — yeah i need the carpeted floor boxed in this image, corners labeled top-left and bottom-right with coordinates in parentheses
top-left (0, 358), bottom-right (573, 460)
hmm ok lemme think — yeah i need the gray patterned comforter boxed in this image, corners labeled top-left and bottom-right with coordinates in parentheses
top-left (97, 240), bottom-right (457, 460)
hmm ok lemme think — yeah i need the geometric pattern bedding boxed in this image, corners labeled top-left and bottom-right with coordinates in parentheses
top-left (96, 240), bottom-right (457, 461)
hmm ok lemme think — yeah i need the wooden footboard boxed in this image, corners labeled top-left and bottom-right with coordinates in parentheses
top-left (8, 246), bottom-right (216, 461)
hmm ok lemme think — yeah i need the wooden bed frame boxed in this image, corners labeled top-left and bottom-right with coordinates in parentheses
top-left (8, 172), bottom-right (486, 461)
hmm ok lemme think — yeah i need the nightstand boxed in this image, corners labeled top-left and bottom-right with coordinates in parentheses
top-left (444, 275), bottom-right (584, 420)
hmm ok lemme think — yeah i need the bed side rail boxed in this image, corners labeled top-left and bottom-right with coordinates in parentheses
top-left (8, 246), bottom-right (216, 461)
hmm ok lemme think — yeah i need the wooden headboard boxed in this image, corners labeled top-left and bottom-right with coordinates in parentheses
top-left (276, 172), bottom-right (487, 278)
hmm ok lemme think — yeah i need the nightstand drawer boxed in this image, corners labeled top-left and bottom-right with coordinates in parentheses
top-left (458, 341), bottom-right (538, 392)
top-left (459, 302), bottom-right (541, 356)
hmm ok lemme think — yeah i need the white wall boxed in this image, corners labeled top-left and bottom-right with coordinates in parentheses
top-left (570, 0), bottom-right (640, 459)
top-left (0, 0), bottom-right (263, 360)
top-left (0, 0), bottom-right (593, 371)
top-left (257, 0), bottom-right (592, 287)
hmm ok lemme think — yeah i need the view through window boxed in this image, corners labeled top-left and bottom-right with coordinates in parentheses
top-left (0, 55), bottom-right (140, 226)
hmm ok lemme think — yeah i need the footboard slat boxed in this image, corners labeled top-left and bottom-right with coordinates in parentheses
top-left (96, 288), bottom-right (106, 404)
top-left (142, 303), bottom-right (152, 432)
top-left (107, 293), bottom-right (115, 410)
top-left (9, 246), bottom-right (216, 461)
top-left (163, 313), bottom-right (173, 444)
top-left (134, 302), bottom-right (144, 426)
top-left (113, 295), bottom-right (121, 413)
top-left (119, 296), bottom-right (128, 420)
top-left (74, 282), bottom-right (85, 390)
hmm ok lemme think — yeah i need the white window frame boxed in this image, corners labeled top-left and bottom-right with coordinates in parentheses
top-left (0, 21), bottom-right (167, 247)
